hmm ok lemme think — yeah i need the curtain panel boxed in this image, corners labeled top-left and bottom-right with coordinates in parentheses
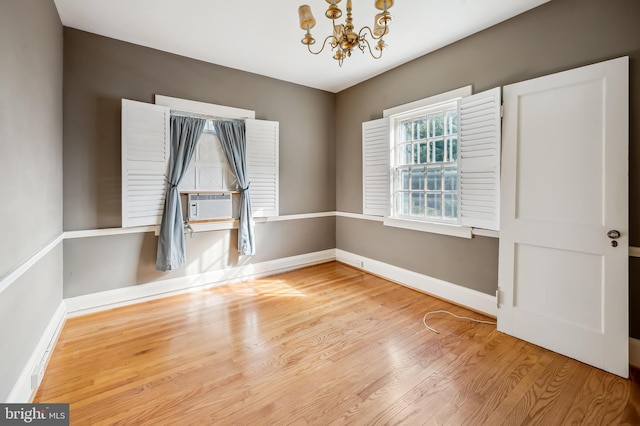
top-left (213, 120), bottom-right (255, 256)
top-left (156, 115), bottom-right (206, 271)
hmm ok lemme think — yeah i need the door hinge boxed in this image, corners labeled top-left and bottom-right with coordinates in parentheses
top-left (500, 105), bottom-right (504, 118)
top-left (496, 287), bottom-right (500, 309)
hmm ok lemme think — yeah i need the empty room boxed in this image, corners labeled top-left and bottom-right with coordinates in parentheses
top-left (2, 0), bottom-right (640, 424)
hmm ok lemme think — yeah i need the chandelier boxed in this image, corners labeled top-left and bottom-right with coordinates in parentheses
top-left (297, 0), bottom-right (394, 66)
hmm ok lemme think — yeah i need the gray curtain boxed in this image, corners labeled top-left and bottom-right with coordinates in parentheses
top-left (213, 120), bottom-right (255, 256)
top-left (156, 115), bottom-right (206, 271)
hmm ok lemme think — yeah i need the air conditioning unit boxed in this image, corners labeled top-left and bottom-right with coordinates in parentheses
top-left (185, 193), bottom-right (232, 221)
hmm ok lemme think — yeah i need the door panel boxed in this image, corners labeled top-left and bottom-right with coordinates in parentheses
top-left (515, 79), bottom-right (604, 225)
top-left (498, 57), bottom-right (629, 377)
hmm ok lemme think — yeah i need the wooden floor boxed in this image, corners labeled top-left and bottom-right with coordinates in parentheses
top-left (35, 262), bottom-right (640, 425)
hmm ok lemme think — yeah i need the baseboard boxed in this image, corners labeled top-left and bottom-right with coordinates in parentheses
top-left (7, 301), bottom-right (66, 403)
top-left (630, 338), bottom-right (640, 369)
top-left (65, 249), bottom-right (337, 316)
top-left (335, 249), bottom-right (497, 317)
top-left (65, 247), bottom-right (496, 318)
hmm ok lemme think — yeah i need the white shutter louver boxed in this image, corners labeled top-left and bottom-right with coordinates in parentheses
top-left (458, 87), bottom-right (502, 231)
top-left (121, 99), bottom-right (169, 227)
top-left (246, 119), bottom-right (279, 217)
top-left (362, 118), bottom-right (390, 216)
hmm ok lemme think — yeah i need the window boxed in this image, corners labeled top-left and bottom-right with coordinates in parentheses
top-left (362, 86), bottom-right (502, 236)
top-left (179, 120), bottom-right (238, 193)
top-left (392, 101), bottom-right (459, 223)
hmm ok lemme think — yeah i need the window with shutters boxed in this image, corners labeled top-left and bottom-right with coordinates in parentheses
top-left (362, 86), bottom-right (501, 236)
top-left (121, 97), bottom-right (279, 228)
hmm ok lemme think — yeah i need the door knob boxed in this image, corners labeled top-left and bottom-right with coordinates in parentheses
top-left (607, 230), bottom-right (621, 239)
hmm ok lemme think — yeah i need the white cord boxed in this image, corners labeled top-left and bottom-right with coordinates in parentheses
top-left (422, 309), bottom-right (497, 334)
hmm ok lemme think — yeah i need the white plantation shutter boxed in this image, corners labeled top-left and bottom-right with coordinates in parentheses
top-left (246, 119), bottom-right (279, 217)
top-left (458, 87), bottom-right (502, 231)
top-left (121, 99), bottom-right (169, 227)
top-left (362, 118), bottom-right (390, 216)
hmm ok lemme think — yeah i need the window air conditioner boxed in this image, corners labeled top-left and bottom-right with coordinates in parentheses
top-left (186, 193), bottom-right (232, 221)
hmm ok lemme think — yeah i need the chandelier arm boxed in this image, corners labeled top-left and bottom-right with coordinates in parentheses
top-left (331, 18), bottom-right (339, 32)
top-left (359, 37), bottom-right (383, 60)
top-left (306, 35), bottom-right (338, 55)
top-left (358, 25), bottom-right (385, 41)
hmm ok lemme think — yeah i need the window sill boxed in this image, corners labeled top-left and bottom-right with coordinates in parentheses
top-left (186, 220), bottom-right (238, 233)
top-left (154, 220), bottom-right (239, 236)
top-left (383, 217), bottom-right (473, 239)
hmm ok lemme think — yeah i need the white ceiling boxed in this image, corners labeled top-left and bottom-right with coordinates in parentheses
top-left (53, 0), bottom-right (550, 93)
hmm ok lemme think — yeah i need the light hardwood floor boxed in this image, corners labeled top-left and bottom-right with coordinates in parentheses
top-left (35, 262), bottom-right (640, 425)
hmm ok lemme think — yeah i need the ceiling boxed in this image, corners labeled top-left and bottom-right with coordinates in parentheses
top-left (53, 0), bottom-right (550, 93)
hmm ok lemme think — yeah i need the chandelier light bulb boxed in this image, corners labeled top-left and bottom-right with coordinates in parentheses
top-left (298, 5), bottom-right (316, 30)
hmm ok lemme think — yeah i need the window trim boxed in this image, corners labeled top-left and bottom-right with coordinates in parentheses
top-left (384, 86), bottom-right (472, 235)
top-left (155, 95), bottom-right (255, 120)
top-left (383, 86), bottom-right (472, 118)
top-left (383, 216), bottom-right (473, 238)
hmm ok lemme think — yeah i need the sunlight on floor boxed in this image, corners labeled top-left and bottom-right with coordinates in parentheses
top-left (227, 278), bottom-right (308, 298)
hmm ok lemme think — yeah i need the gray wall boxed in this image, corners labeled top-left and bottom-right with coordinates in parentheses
top-left (0, 1), bottom-right (63, 277)
top-left (62, 29), bottom-right (336, 296)
top-left (0, 247), bottom-right (63, 400)
top-left (335, 0), bottom-right (640, 332)
top-left (63, 28), bottom-right (336, 230)
top-left (64, 218), bottom-right (335, 298)
top-left (0, 0), bottom-right (63, 400)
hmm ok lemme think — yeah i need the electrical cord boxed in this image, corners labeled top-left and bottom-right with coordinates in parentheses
top-left (422, 309), bottom-right (497, 334)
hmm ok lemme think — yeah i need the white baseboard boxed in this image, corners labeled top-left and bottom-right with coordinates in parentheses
top-left (7, 301), bottom-right (66, 403)
top-left (65, 246), bottom-right (496, 319)
top-left (66, 246), bottom-right (495, 319)
top-left (65, 249), bottom-right (337, 316)
top-left (630, 338), bottom-right (640, 369)
top-left (335, 249), bottom-right (497, 317)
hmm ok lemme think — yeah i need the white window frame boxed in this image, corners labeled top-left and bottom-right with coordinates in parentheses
top-left (390, 100), bottom-right (461, 225)
top-left (155, 95), bottom-right (255, 120)
top-left (385, 86), bottom-right (472, 238)
top-left (362, 85), bottom-right (501, 239)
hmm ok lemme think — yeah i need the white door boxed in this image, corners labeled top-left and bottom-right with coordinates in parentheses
top-left (498, 57), bottom-right (629, 377)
